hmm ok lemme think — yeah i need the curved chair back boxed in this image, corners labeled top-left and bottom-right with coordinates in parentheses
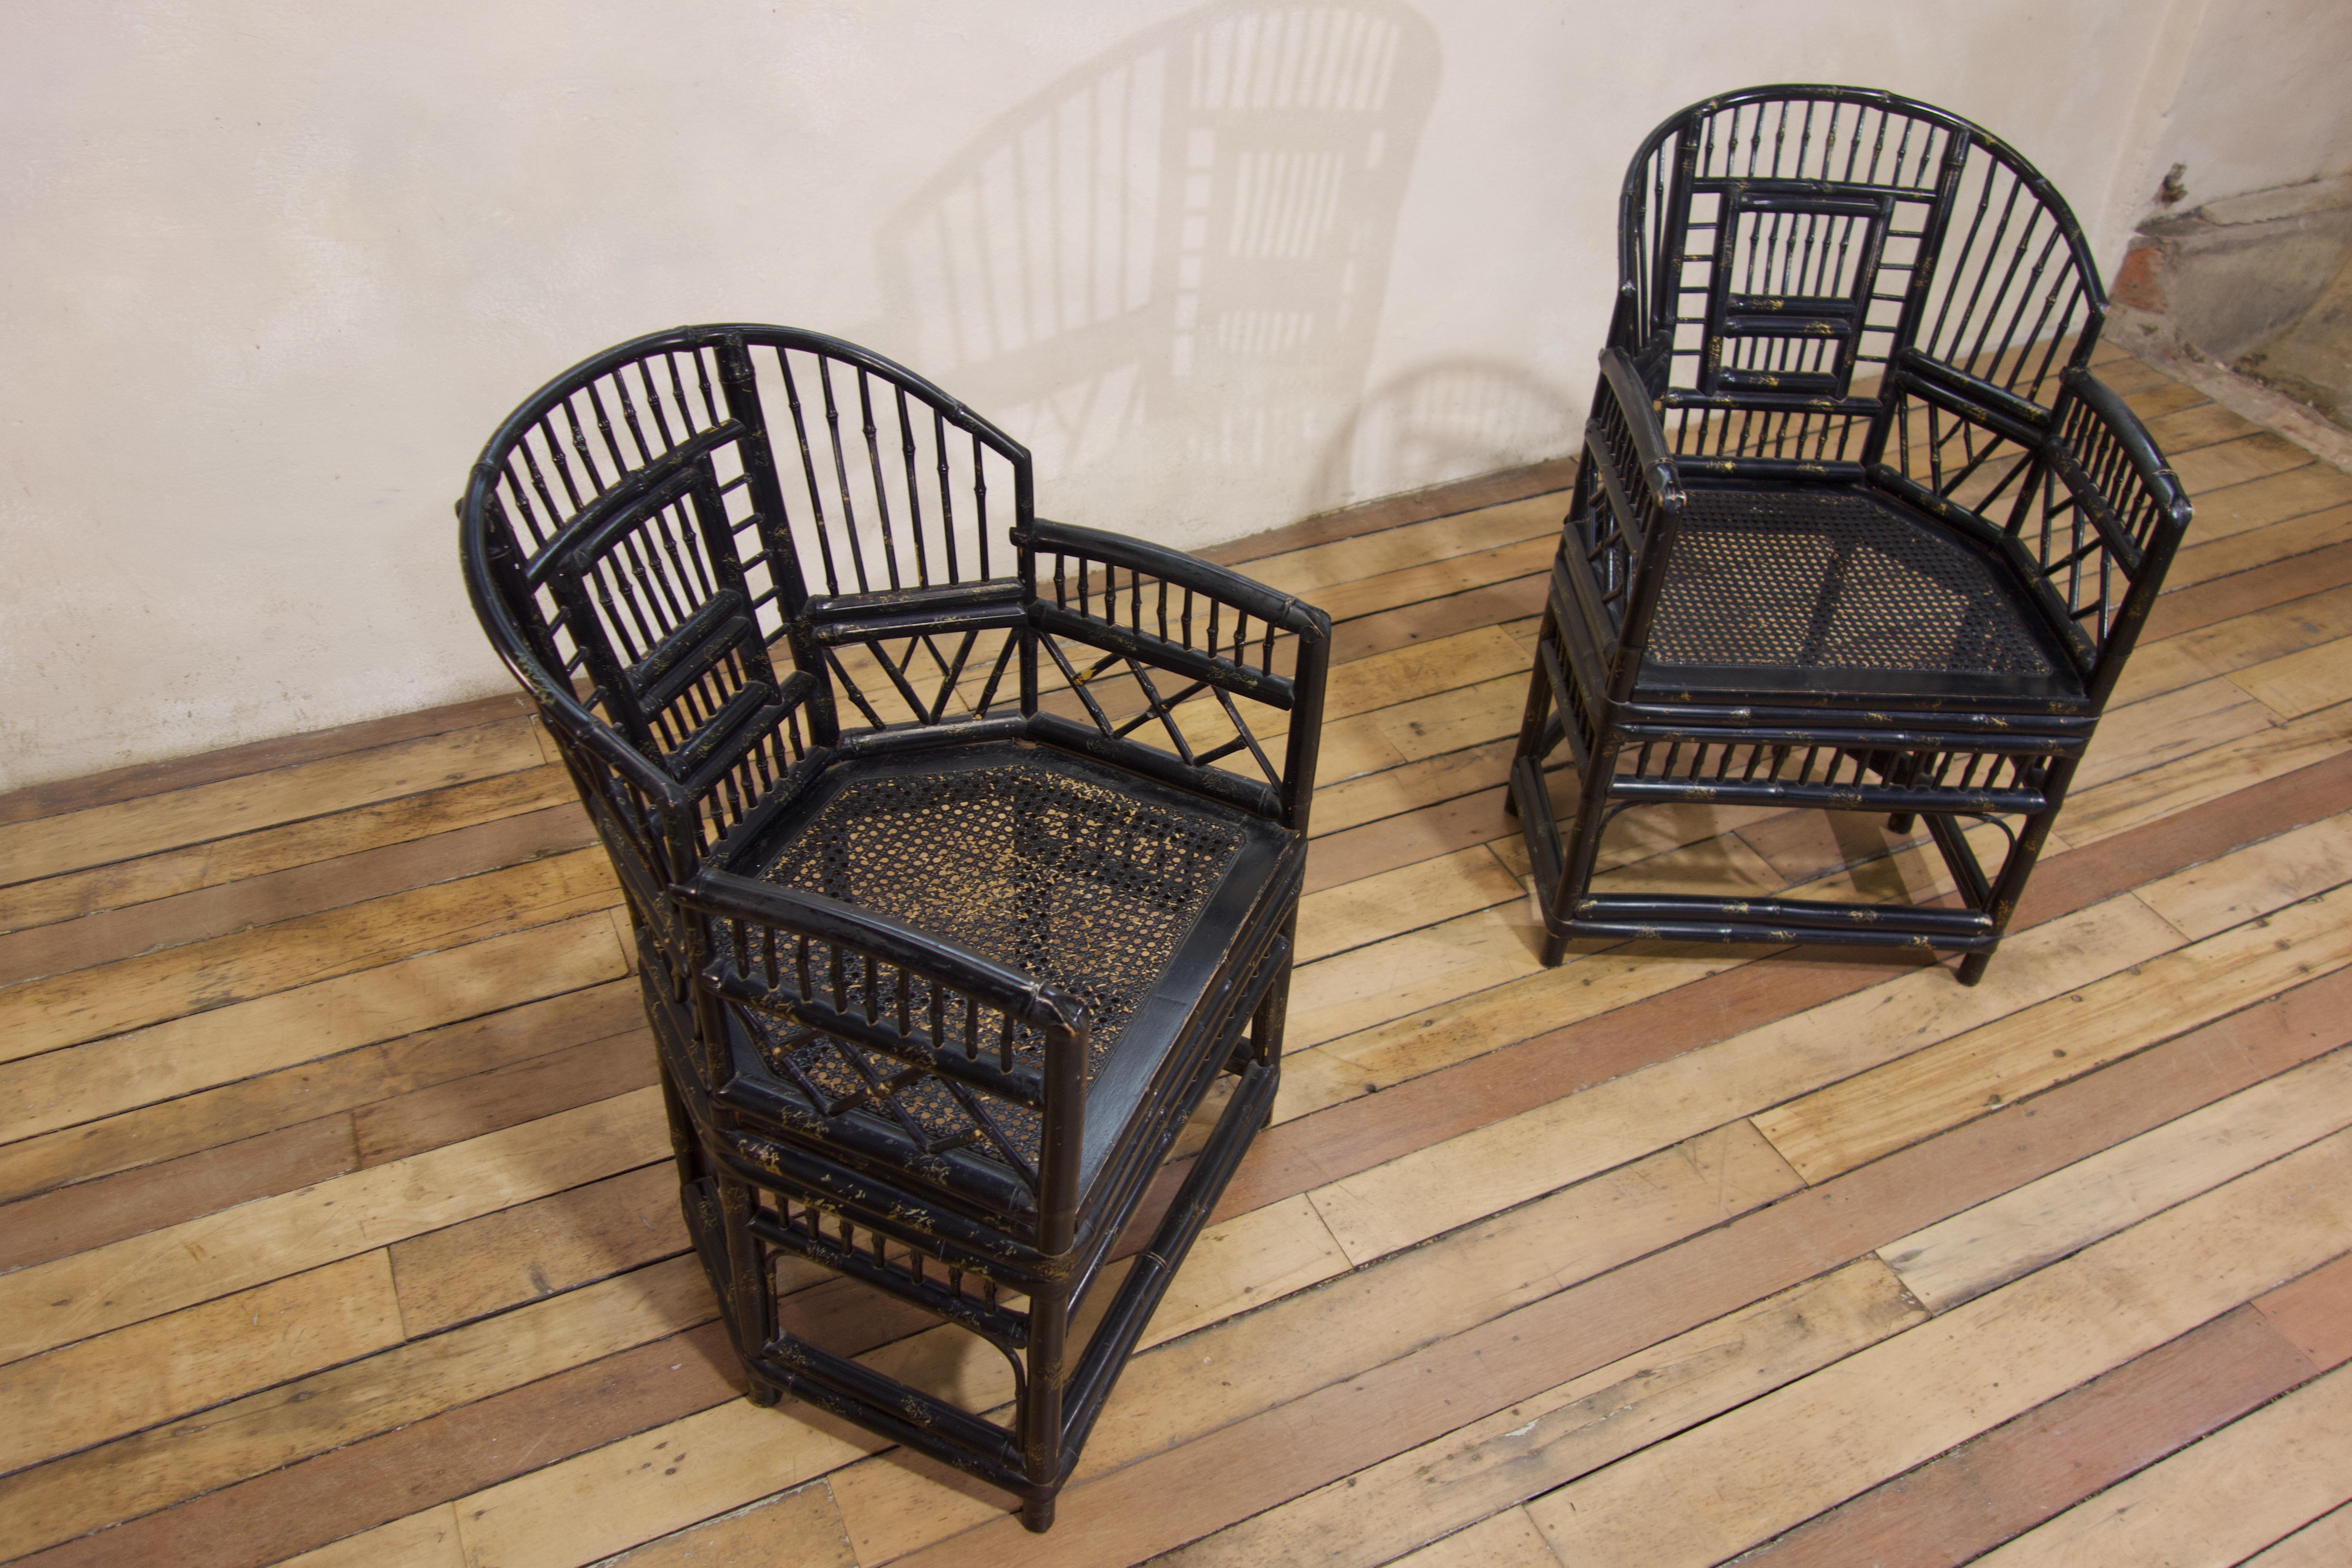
top-left (461, 325), bottom-right (1331, 1038)
top-left (1603, 86), bottom-right (2186, 699)
top-left (1512, 83), bottom-right (2197, 989)
top-left (459, 328), bottom-right (1036, 891)
top-left (1617, 85), bottom-right (2104, 416)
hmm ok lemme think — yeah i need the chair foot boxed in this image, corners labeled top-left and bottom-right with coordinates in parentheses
top-left (1539, 930), bottom-right (1569, 968)
top-left (1957, 950), bottom-right (1991, 986)
top-left (1886, 812), bottom-right (1915, 834)
top-left (1021, 1495), bottom-right (1056, 1533)
top-left (744, 1378), bottom-right (783, 1408)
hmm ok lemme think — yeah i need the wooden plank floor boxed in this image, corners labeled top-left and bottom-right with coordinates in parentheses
top-left (6, 340), bottom-right (2352, 1568)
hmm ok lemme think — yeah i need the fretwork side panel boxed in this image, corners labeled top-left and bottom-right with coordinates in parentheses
top-left (1019, 539), bottom-right (1307, 808)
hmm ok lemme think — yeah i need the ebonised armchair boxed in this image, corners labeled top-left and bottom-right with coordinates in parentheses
top-left (1511, 86), bottom-right (2194, 983)
top-left (459, 325), bottom-right (1328, 1529)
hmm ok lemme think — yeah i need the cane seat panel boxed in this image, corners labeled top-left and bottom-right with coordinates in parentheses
top-left (1653, 490), bottom-right (2059, 677)
top-left (725, 744), bottom-right (1285, 1188)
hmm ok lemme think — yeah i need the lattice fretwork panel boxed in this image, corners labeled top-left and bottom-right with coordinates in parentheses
top-left (1884, 388), bottom-right (2039, 523)
top-left (1020, 544), bottom-right (1305, 802)
top-left (1575, 368), bottom-right (1668, 635)
top-left (710, 922), bottom-right (1051, 1188)
top-left (1986, 382), bottom-right (2182, 664)
top-left (822, 628), bottom-right (1023, 733)
top-left (704, 761), bottom-right (1247, 1187)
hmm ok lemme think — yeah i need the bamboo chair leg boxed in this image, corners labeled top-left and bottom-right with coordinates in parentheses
top-left (1959, 769), bottom-right (2077, 986)
top-left (715, 1178), bottom-right (781, 1402)
top-left (1018, 1291), bottom-right (1071, 1533)
top-left (1251, 916), bottom-right (1296, 1069)
top-left (1510, 609), bottom-right (1563, 782)
top-left (1537, 741), bottom-right (1620, 968)
top-left (1251, 931), bottom-right (1295, 1126)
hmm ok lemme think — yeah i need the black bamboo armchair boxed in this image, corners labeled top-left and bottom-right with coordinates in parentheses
top-left (458, 325), bottom-right (1329, 1530)
top-left (1511, 86), bottom-right (2193, 984)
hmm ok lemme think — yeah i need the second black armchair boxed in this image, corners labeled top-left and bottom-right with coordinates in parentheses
top-left (1512, 86), bottom-right (2194, 984)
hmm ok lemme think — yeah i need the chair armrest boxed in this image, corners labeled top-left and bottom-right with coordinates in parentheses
top-left (1022, 518), bottom-right (1329, 644)
top-left (678, 867), bottom-right (1086, 1038)
top-left (1608, 281), bottom-right (1679, 396)
top-left (1020, 519), bottom-right (1332, 831)
top-left (1582, 348), bottom-right (1690, 678)
top-left (2040, 365), bottom-right (2196, 698)
top-left (533, 663), bottom-right (828, 899)
top-left (1595, 346), bottom-right (1689, 521)
top-left (2050, 368), bottom-right (2194, 550)
top-left (536, 687), bottom-right (691, 813)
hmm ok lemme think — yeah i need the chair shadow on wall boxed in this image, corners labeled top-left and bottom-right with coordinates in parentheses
top-left (868, 0), bottom-right (1443, 529)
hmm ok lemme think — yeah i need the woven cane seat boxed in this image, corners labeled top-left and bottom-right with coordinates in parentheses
top-left (1648, 489), bottom-right (2074, 691)
top-left (729, 744), bottom-right (1283, 1184)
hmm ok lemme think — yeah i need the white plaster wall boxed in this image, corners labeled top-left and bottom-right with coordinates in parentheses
top-left (0, 0), bottom-right (2213, 787)
top-left (2130, 0), bottom-right (2352, 219)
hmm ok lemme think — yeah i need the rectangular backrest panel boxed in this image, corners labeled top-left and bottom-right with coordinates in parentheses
top-left (1638, 96), bottom-right (1954, 412)
top-left (488, 342), bottom-right (786, 757)
top-left (1626, 94), bottom-right (2102, 483)
top-left (478, 337), bottom-right (821, 858)
top-left (542, 464), bottom-right (780, 768)
top-left (1704, 189), bottom-right (1893, 398)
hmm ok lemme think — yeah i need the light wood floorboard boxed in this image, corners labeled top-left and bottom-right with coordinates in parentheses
top-left (6, 346), bottom-right (2352, 1568)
